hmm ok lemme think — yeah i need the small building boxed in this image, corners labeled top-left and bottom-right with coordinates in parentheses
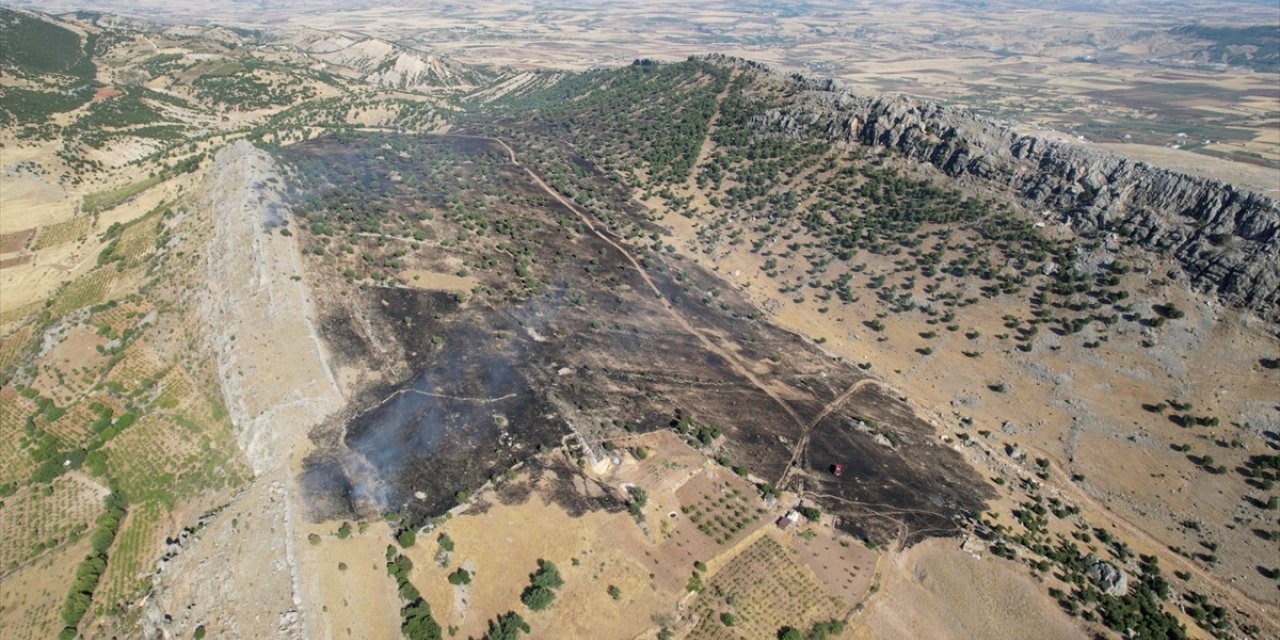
top-left (831, 463), bottom-right (844, 477)
top-left (776, 509), bottom-right (801, 529)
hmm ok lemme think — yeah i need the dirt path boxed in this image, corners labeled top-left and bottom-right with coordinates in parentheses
top-left (682, 69), bottom-right (736, 193)
top-left (778, 378), bottom-right (887, 487)
top-left (456, 133), bottom-right (812, 450)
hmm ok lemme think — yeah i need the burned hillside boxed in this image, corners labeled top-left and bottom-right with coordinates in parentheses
top-left (278, 132), bottom-right (991, 539)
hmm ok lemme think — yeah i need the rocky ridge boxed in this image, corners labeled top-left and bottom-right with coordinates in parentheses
top-left (143, 141), bottom-right (350, 639)
top-left (733, 61), bottom-right (1279, 321)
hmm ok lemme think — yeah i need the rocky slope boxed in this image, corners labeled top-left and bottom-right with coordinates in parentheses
top-left (145, 141), bottom-right (352, 639)
top-left (750, 68), bottom-right (1279, 321)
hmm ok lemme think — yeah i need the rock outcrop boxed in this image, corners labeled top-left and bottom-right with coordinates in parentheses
top-left (201, 141), bottom-right (345, 473)
top-left (1086, 556), bottom-right (1129, 596)
top-left (742, 67), bottom-right (1279, 321)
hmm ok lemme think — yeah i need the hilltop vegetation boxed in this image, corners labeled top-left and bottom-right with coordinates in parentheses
top-left (0, 8), bottom-right (95, 78)
top-left (0, 8), bottom-right (98, 130)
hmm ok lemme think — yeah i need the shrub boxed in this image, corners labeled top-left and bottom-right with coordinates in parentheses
top-left (521, 586), bottom-right (555, 611)
top-left (480, 612), bottom-right (529, 640)
top-left (397, 528), bottom-right (416, 548)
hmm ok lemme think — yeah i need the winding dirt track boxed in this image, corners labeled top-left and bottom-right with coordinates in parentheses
top-left (473, 134), bottom-right (899, 494)
top-left (458, 134), bottom-right (815, 465)
top-left (777, 378), bottom-right (887, 487)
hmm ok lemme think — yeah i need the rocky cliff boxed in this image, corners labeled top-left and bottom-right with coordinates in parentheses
top-left (752, 72), bottom-right (1279, 321)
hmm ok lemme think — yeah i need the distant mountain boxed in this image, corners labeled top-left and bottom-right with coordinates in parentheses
top-left (289, 28), bottom-right (487, 92)
top-left (1170, 23), bottom-right (1280, 71)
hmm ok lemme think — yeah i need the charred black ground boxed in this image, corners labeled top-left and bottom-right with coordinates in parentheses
top-left (279, 132), bottom-right (991, 542)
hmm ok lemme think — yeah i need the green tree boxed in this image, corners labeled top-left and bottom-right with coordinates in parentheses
top-left (521, 586), bottom-right (555, 611)
top-left (398, 528), bottom-right (417, 548)
top-left (481, 612), bottom-right (530, 640)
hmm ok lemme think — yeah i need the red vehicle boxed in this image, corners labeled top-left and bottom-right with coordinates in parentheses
top-left (832, 463), bottom-right (844, 477)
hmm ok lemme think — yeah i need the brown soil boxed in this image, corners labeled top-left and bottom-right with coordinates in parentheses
top-left (0, 255), bottom-right (33, 270)
top-left (92, 86), bottom-right (123, 101)
top-left (0, 228), bottom-right (34, 253)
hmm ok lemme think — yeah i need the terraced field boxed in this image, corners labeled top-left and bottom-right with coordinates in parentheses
top-left (686, 535), bottom-right (844, 639)
top-left (0, 474), bottom-right (105, 573)
top-left (32, 216), bottom-right (91, 250)
top-left (48, 268), bottom-right (116, 318)
top-left (95, 500), bottom-right (168, 615)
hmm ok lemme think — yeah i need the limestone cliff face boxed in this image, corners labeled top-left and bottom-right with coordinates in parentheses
top-left (202, 140), bottom-right (345, 473)
top-left (754, 74), bottom-right (1280, 321)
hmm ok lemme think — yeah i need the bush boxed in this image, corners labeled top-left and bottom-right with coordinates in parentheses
top-left (398, 528), bottom-right (416, 548)
top-left (521, 559), bottom-right (564, 610)
top-left (480, 612), bottom-right (529, 640)
top-left (521, 585), bottom-right (555, 611)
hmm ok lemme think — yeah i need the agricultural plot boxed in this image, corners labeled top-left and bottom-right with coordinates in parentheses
top-left (39, 399), bottom-right (99, 448)
top-left (103, 409), bottom-right (245, 506)
top-left (95, 500), bottom-right (167, 616)
top-left (47, 268), bottom-right (116, 319)
top-left (81, 176), bottom-right (163, 215)
top-left (32, 216), bottom-right (91, 250)
top-left (104, 341), bottom-right (165, 395)
top-left (31, 331), bottom-right (110, 406)
top-left (0, 326), bottom-right (32, 372)
top-left (0, 387), bottom-right (36, 487)
top-left (114, 217), bottom-right (160, 265)
top-left (89, 301), bottom-right (150, 338)
top-left (103, 413), bottom-right (194, 505)
top-left (679, 485), bottom-right (768, 546)
top-left (0, 228), bottom-right (35, 253)
top-left (152, 367), bottom-right (195, 411)
top-left (686, 535), bottom-right (843, 640)
top-left (0, 474), bottom-right (105, 573)
top-left (0, 326), bottom-right (31, 373)
top-left (0, 539), bottom-right (92, 640)
top-left (0, 301), bottom-right (40, 332)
